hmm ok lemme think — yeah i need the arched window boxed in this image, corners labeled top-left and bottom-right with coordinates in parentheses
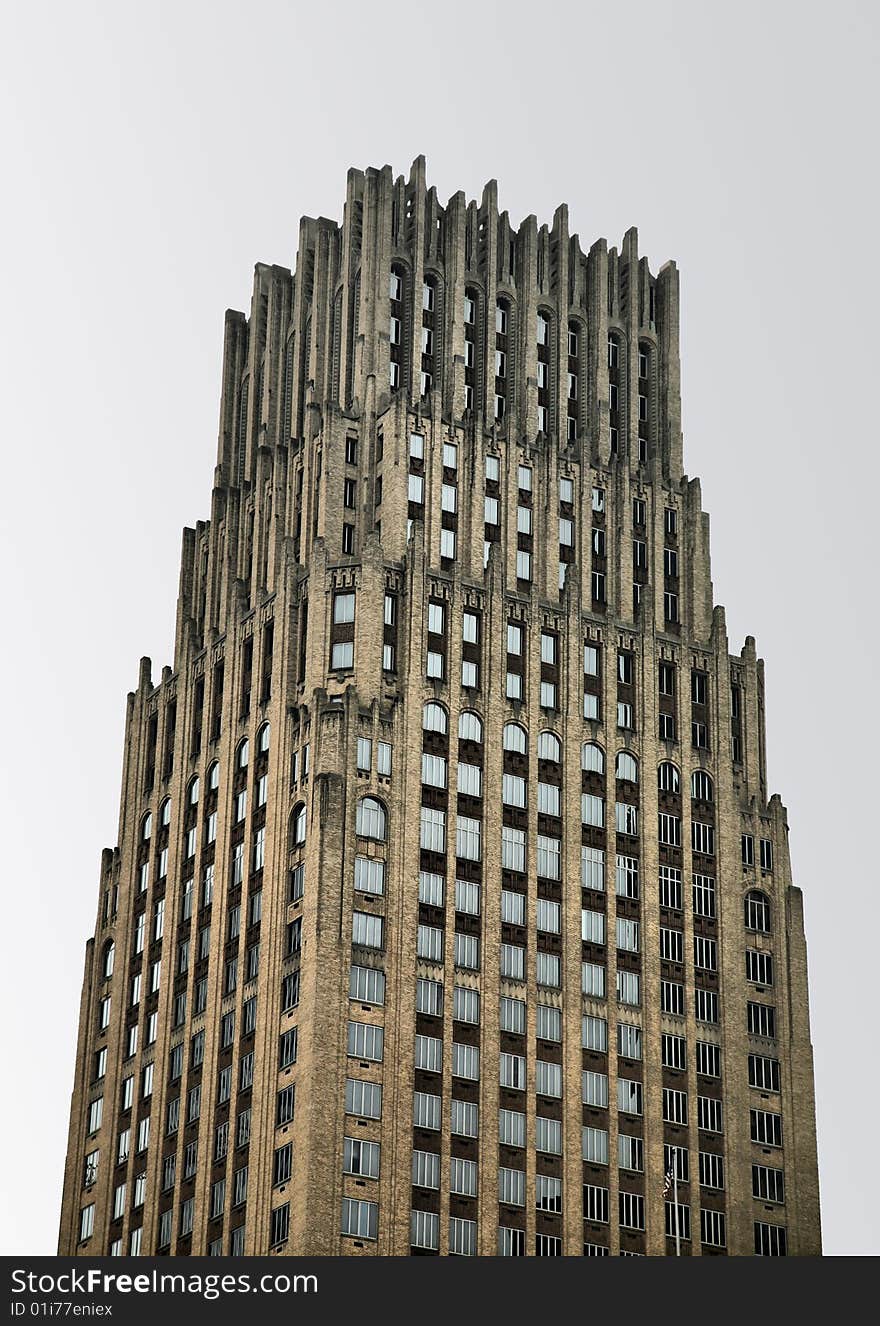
top-left (188, 777), bottom-right (200, 807)
top-left (356, 796), bottom-right (386, 842)
top-left (237, 738), bottom-right (250, 770)
top-left (616, 752), bottom-right (639, 783)
top-left (658, 761), bottom-right (680, 793)
top-left (102, 941), bottom-right (115, 980)
top-left (582, 742), bottom-right (605, 774)
top-left (744, 890), bottom-right (771, 934)
top-left (538, 731), bottom-right (561, 763)
top-left (423, 702), bottom-right (448, 736)
top-left (160, 798), bottom-right (171, 827)
top-left (459, 711), bottom-right (483, 743)
top-left (503, 723), bottom-right (527, 754)
top-left (691, 770), bottom-right (714, 802)
top-left (290, 803), bottom-right (307, 848)
top-left (141, 812), bottom-right (152, 843)
top-left (258, 722), bottom-right (270, 754)
top-left (208, 761), bottom-right (220, 791)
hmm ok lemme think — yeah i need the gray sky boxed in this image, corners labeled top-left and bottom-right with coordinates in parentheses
top-left (1, 0), bottom-right (877, 1256)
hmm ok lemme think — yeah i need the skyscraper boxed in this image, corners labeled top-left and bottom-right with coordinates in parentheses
top-left (59, 157), bottom-right (821, 1257)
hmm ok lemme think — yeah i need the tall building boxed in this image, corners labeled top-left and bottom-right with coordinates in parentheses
top-left (59, 157), bottom-right (821, 1258)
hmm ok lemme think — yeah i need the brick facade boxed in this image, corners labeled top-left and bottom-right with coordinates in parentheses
top-left (59, 157), bottom-right (821, 1257)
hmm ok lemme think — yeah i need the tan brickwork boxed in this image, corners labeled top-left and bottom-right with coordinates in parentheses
top-left (59, 158), bottom-right (820, 1258)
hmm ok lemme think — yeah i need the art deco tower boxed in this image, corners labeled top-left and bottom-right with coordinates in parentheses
top-left (59, 158), bottom-right (821, 1257)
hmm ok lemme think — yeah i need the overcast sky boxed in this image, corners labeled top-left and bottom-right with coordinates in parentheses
top-left (1, 0), bottom-right (877, 1256)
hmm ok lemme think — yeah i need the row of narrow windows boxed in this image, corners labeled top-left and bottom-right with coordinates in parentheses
top-left (388, 269), bottom-right (654, 449)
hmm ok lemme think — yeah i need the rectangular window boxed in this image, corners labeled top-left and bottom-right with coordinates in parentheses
top-left (454, 878), bottom-right (480, 915)
top-left (536, 952), bottom-right (560, 988)
top-left (331, 641), bottom-right (354, 670)
top-left (334, 592), bottom-right (355, 624)
top-left (582, 1071), bottom-right (609, 1108)
top-left (499, 1109), bottom-right (526, 1147)
top-left (499, 1167), bottom-right (526, 1207)
top-left (692, 821), bottom-right (715, 855)
top-left (755, 1221), bottom-right (788, 1256)
top-left (420, 806), bottom-right (446, 853)
top-left (535, 1004), bottom-right (561, 1043)
top-left (582, 793), bottom-right (605, 828)
top-left (752, 1164), bottom-right (785, 1204)
top-left (452, 1043), bottom-right (480, 1081)
top-left (500, 944), bottom-right (525, 981)
top-left (536, 834), bottom-right (560, 879)
top-left (615, 802), bottom-right (638, 836)
top-left (748, 1002), bottom-right (776, 1038)
top-left (616, 917), bottom-right (640, 953)
top-left (347, 1021), bottom-right (384, 1063)
top-left (659, 813), bottom-right (681, 847)
top-left (415, 1034), bottom-right (443, 1074)
top-left (500, 997), bottom-right (526, 1034)
top-left (454, 932), bottom-right (479, 971)
top-left (696, 1041), bottom-right (721, 1077)
top-left (418, 870), bottom-right (444, 906)
top-left (341, 1197), bottom-right (378, 1241)
top-left (699, 1152), bottom-right (725, 1193)
top-left (698, 1096), bottom-right (724, 1134)
top-left (352, 911), bottom-right (384, 950)
top-left (582, 1126), bottom-right (609, 1164)
top-left (416, 978), bottom-right (443, 1016)
top-left (619, 1136), bottom-right (644, 1176)
top-left (619, 1191), bottom-right (646, 1231)
top-left (456, 815), bottom-right (481, 862)
top-left (694, 935), bottom-right (717, 971)
top-left (350, 965), bottom-right (385, 1005)
top-left (417, 925), bottom-right (443, 962)
top-left (748, 1054), bottom-right (781, 1092)
top-left (582, 962), bottom-right (606, 998)
top-left (413, 1087), bottom-right (440, 1129)
top-left (451, 1099), bottom-right (478, 1138)
top-left (663, 1087), bottom-right (688, 1125)
top-left (750, 1110), bottom-right (782, 1147)
top-left (695, 989), bottom-right (719, 1024)
top-left (345, 1079), bottom-right (382, 1120)
top-left (584, 1184), bottom-right (609, 1224)
top-left (582, 908), bottom-right (605, 945)
top-left (693, 874), bottom-right (716, 918)
top-left (536, 1174), bottom-right (562, 1212)
top-left (501, 827), bottom-right (526, 873)
top-left (661, 980), bottom-right (685, 1015)
top-left (659, 866), bottom-right (682, 910)
top-left (746, 949), bottom-right (774, 986)
top-left (412, 1149), bottom-right (440, 1190)
top-left (457, 762), bottom-right (482, 798)
top-left (421, 752), bottom-right (448, 789)
top-left (354, 856), bottom-right (385, 896)
top-left (500, 1052), bottom-right (527, 1091)
top-left (616, 970), bottom-right (640, 1006)
top-left (582, 846), bottom-right (606, 892)
top-left (453, 986), bottom-right (480, 1024)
